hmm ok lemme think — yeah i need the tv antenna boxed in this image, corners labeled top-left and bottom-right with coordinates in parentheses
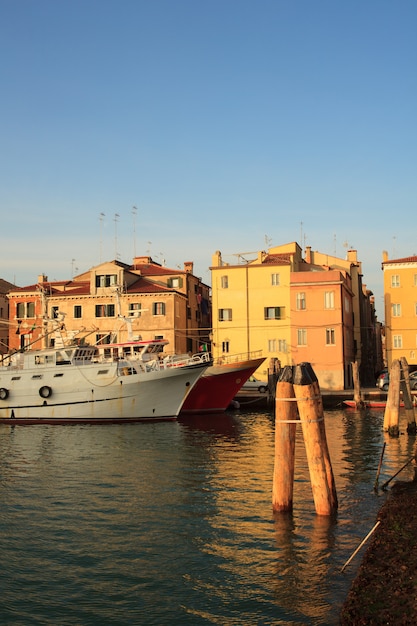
top-left (99, 212), bottom-right (105, 262)
top-left (132, 206), bottom-right (138, 257)
top-left (114, 213), bottom-right (120, 259)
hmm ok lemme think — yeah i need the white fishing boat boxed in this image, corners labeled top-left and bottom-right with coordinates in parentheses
top-left (0, 338), bottom-right (210, 424)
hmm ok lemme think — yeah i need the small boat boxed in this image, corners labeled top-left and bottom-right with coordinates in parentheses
top-left (0, 338), bottom-right (210, 424)
top-left (343, 399), bottom-right (405, 409)
top-left (180, 354), bottom-right (266, 414)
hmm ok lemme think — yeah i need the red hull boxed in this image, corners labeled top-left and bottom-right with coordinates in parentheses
top-left (343, 400), bottom-right (405, 409)
top-left (180, 356), bottom-right (265, 414)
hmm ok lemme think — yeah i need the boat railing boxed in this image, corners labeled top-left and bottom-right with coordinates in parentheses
top-left (212, 350), bottom-right (263, 366)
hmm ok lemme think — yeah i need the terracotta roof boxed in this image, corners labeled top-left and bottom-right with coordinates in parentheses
top-left (261, 253), bottom-right (293, 265)
top-left (0, 278), bottom-right (17, 293)
top-left (126, 277), bottom-right (180, 294)
top-left (132, 263), bottom-right (183, 276)
top-left (383, 255), bottom-right (417, 265)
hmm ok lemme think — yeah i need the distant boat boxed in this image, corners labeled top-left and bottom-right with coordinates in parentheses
top-left (0, 338), bottom-right (210, 424)
top-left (180, 354), bottom-right (266, 414)
top-left (343, 399), bottom-right (405, 409)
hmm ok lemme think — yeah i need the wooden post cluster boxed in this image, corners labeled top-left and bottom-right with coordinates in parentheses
top-left (272, 363), bottom-right (338, 516)
top-left (383, 357), bottom-right (416, 436)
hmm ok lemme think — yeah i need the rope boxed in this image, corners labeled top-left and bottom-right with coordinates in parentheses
top-left (275, 417), bottom-right (324, 423)
top-left (275, 395), bottom-right (322, 402)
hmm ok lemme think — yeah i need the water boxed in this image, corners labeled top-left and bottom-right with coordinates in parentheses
top-left (0, 409), bottom-right (415, 625)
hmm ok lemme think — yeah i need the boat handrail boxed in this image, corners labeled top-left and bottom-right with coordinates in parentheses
top-left (212, 350), bottom-right (263, 365)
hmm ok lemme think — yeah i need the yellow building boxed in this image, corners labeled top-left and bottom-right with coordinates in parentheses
top-left (211, 242), bottom-right (376, 389)
top-left (382, 252), bottom-right (417, 368)
top-left (211, 243), bottom-right (304, 380)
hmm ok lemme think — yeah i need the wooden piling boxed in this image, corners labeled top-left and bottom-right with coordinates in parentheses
top-left (400, 357), bottom-right (416, 434)
top-left (383, 360), bottom-right (401, 436)
top-left (351, 361), bottom-right (364, 409)
top-left (272, 366), bottom-right (298, 512)
top-left (293, 363), bottom-right (338, 516)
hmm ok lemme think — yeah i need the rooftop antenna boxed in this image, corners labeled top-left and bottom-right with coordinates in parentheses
top-left (114, 213), bottom-right (120, 260)
top-left (333, 234), bottom-right (337, 256)
top-left (300, 221), bottom-right (303, 249)
top-left (71, 258), bottom-right (78, 278)
top-left (99, 212), bottom-right (105, 262)
top-left (264, 234), bottom-right (272, 249)
top-left (132, 205), bottom-right (138, 258)
top-left (392, 236), bottom-right (397, 259)
top-left (147, 241), bottom-right (152, 256)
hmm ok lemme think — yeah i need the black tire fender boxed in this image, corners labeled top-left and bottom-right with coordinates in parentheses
top-left (39, 385), bottom-right (52, 399)
top-left (0, 387), bottom-right (9, 400)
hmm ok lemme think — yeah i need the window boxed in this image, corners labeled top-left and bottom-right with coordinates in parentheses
top-left (415, 303), bottom-right (417, 316)
top-left (393, 335), bottom-right (402, 348)
top-left (222, 341), bottom-right (230, 353)
top-left (326, 328), bottom-right (336, 345)
top-left (271, 273), bottom-right (280, 286)
top-left (153, 302), bottom-right (166, 316)
top-left (95, 304), bottom-right (115, 317)
top-left (96, 274), bottom-right (117, 288)
top-left (392, 303), bottom-right (401, 317)
top-left (219, 308), bottom-right (232, 321)
top-left (268, 339), bottom-right (277, 352)
top-left (278, 339), bottom-right (287, 353)
top-left (168, 277), bottom-right (183, 288)
top-left (297, 329), bottom-right (307, 346)
top-left (128, 303), bottom-right (142, 317)
top-left (74, 305), bottom-right (82, 319)
top-left (221, 275), bottom-right (229, 289)
top-left (16, 302), bottom-right (35, 318)
top-left (264, 306), bottom-right (284, 320)
top-left (96, 334), bottom-right (111, 345)
top-left (414, 274), bottom-right (417, 287)
top-left (296, 292), bottom-right (306, 310)
top-left (324, 291), bottom-right (335, 309)
top-left (391, 275), bottom-right (400, 288)
top-left (344, 296), bottom-right (351, 313)
top-left (51, 306), bottom-right (59, 319)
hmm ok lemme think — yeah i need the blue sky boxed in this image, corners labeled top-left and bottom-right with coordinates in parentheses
top-left (1, 0), bottom-right (416, 320)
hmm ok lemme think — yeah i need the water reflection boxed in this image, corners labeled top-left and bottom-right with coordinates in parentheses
top-left (0, 408), bottom-right (416, 625)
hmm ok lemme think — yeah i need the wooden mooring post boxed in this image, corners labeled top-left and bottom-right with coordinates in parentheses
top-left (383, 359), bottom-right (401, 436)
top-left (400, 356), bottom-right (417, 435)
top-left (272, 363), bottom-right (338, 516)
top-left (351, 361), bottom-right (364, 409)
top-left (272, 366), bottom-right (298, 512)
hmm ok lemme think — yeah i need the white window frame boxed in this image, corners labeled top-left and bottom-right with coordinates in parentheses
top-left (326, 328), bottom-right (336, 345)
top-left (297, 329), bottom-right (307, 346)
top-left (296, 292), bottom-right (306, 310)
top-left (271, 273), bottom-right (280, 286)
top-left (391, 274), bottom-right (400, 288)
top-left (324, 291), bottom-right (335, 309)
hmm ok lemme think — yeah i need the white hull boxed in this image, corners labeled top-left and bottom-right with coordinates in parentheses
top-left (0, 360), bottom-right (207, 423)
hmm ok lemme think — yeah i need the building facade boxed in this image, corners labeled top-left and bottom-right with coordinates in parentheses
top-left (7, 258), bottom-right (211, 356)
top-left (0, 278), bottom-right (16, 355)
top-left (211, 242), bottom-right (377, 390)
top-left (382, 252), bottom-right (417, 369)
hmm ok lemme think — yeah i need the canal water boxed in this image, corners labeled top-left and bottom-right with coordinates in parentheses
top-left (1, 408), bottom-right (415, 625)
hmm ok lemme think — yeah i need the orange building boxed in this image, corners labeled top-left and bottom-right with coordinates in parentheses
top-left (291, 269), bottom-right (355, 389)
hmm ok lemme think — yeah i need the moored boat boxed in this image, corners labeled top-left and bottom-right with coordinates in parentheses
top-left (180, 354), bottom-right (266, 414)
top-left (0, 339), bottom-right (210, 424)
top-left (343, 399), bottom-right (406, 409)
